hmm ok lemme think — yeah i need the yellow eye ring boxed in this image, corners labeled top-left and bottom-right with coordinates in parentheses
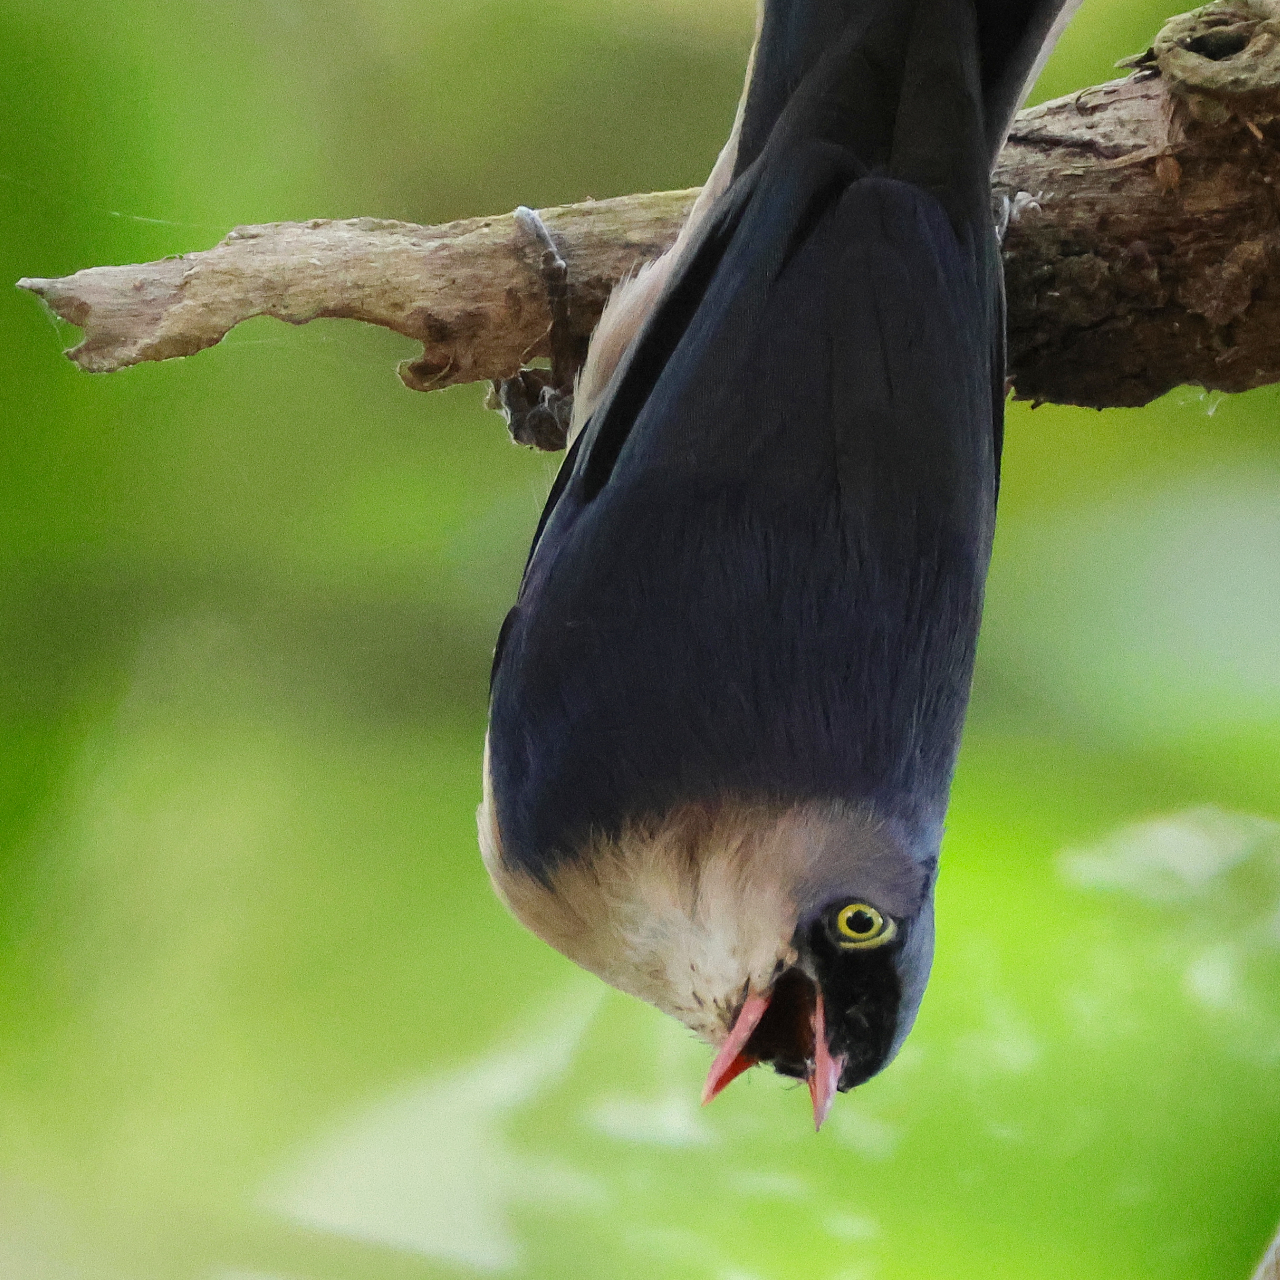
top-left (834, 903), bottom-right (896, 950)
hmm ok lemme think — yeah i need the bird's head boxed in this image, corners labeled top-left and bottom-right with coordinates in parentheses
top-left (481, 794), bottom-right (936, 1129)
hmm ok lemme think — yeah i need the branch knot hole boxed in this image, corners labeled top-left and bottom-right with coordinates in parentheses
top-left (1153, 0), bottom-right (1280, 124)
top-left (1183, 27), bottom-right (1252, 60)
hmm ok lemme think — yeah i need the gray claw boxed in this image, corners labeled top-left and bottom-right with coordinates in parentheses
top-left (489, 207), bottom-right (586, 450)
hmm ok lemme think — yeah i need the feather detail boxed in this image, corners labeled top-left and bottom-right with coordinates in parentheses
top-left (481, 741), bottom-right (926, 1044)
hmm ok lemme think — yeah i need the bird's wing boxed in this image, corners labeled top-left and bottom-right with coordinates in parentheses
top-left (490, 151), bottom-right (997, 876)
top-left (488, 0), bottom-right (1074, 874)
top-left (511, 0), bottom-right (1004, 598)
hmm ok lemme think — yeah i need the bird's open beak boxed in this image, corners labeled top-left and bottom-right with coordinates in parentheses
top-left (700, 991), bottom-right (770, 1107)
top-left (701, 980), bottom-right (847, 1130)
top-left (807, 989), bottom-right (844, 1131)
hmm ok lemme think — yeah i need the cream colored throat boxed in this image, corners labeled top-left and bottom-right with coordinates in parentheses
top-left (480, 782), bottom-right (901, 1046)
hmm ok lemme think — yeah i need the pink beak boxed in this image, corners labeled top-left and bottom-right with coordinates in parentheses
top-left (700, 991), bottom-right (770, 1106)
top-left (701, 986), bottom-right (848, 1131)
top-left (807, 990), bottom-right (845, 1131)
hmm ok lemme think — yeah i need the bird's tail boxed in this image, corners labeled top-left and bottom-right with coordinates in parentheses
top-left (561, 0), bottom-right (1078, 507)
top-left (734, 0), bottom-right (1080, 181)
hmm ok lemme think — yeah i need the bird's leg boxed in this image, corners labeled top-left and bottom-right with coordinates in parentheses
top-left (487, 206), bottom-right (586, 451)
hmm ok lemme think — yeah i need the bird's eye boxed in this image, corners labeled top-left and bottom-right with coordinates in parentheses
top-left (830, 902), bottom-right (896, 950)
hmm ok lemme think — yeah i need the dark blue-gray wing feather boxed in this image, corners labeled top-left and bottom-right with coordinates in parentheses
top-left (489, 145), bottom-right (997, 878)
top-left (736, 0), bottom-right (1078, 176)
top-left (486, 0), bottom-right (1079, 878)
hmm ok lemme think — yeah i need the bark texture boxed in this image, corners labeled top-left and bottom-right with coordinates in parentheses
top-left (17, 1), bottom-right (1280, 410)
top-left (18, 194), bottom-right (698, 395)
top-left (998, 73), bottom-right (1280, 405)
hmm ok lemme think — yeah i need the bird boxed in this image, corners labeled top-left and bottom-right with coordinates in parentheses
top-left (480, 0), bottom-right (1080, 1129)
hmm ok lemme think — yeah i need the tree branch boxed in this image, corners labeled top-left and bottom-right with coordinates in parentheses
top-left (998, 28), bottom-right (1280, 406)
top-left (16, 194), bottom-right (698, 395)
top-left (17, 2), bottom-right (1280, 411)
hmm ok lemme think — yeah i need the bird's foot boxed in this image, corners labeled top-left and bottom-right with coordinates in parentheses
top-left (488, 205), bottom-right (585, 451)
top-left (995, 190), bottom-right (1049, 242)
top-left (486, 367), bottom-right (575, 451)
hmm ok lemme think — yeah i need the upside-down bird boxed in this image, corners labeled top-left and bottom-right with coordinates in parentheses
top-left (481, 0), bottom-right (1080, 1128)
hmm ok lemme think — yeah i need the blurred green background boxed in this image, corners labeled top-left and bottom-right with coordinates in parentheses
top-left (3, 1), bottom-right (1280, 1277)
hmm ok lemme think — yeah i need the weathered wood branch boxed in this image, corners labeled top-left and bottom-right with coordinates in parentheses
top-left (16, 2), bottom-right (1280, 410)
top-left (16, 193), bottom-right (699, 396)
top-left (999, 3), bottom-right (1280, 406)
